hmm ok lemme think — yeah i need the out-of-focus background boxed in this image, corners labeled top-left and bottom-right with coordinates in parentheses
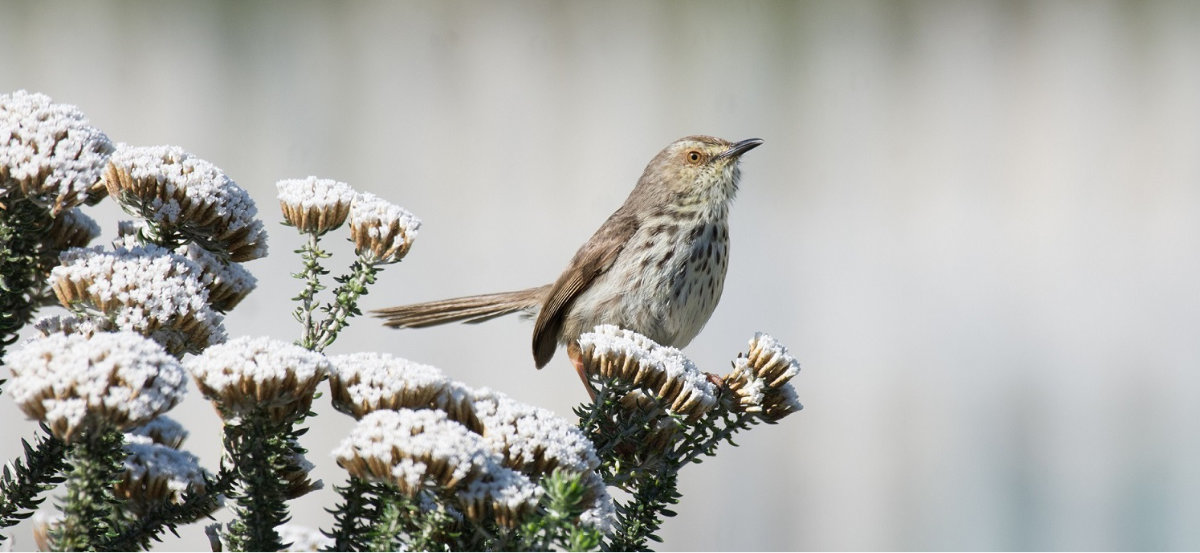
top-left (3, 1), bottom-right (1200, 550)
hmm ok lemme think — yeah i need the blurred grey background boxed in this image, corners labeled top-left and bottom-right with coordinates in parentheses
top-left (3, 0), bottom-right (1200, 550)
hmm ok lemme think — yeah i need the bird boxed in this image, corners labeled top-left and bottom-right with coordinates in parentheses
top-left (373, 135), bottom-right (763, 389)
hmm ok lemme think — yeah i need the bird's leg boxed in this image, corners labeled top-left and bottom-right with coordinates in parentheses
top-left (568, 341), bottom-right (597, 401)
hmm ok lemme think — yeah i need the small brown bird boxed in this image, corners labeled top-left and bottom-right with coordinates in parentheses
top-left (374, 135), bottom-right (763, 388)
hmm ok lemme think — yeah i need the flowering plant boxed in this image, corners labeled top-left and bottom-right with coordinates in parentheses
top-left (0, 90), bottom-right (803, 552)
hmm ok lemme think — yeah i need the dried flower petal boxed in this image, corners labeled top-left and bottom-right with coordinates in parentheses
top-left (277, 176), bottom-right (355, 235)
top-left (0, 90), bottom-right (114, 214)
top-left (185, 336), bottom-right (328, 423)
top-left (103, 144), bottom-right (268, 261)
top-left (348, 192), bottom-right (420, 264)
top-left (5, 331), bottom-right (187, 441)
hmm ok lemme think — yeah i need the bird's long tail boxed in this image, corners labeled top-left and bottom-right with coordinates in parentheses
top-left (372, 285), bottom-right (551, 328)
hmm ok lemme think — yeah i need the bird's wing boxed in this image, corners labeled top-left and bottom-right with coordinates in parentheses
top-left (532, 209), bottom-right (640, 368)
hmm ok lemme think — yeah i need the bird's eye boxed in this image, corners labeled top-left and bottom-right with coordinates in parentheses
top-left (686, 150), bottom-right (703, 164)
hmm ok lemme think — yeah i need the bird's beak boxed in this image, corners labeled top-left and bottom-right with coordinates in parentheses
top-left (716, 138), bottom-right (764, 160)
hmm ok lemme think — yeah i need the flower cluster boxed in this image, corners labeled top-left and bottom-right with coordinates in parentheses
top-left (113, 224), bottom-right (258, 313)
top-left (116, 434), bottom-right (209, 515)
top-left (576, 325), bottom-right (719, 419)
top-left (5, 331), bottom-right (187, 441)
top-left (724, 333), bottom-right (804, 421)
top-left (127, 415), bottom-right (188, 449)
top-left (327, 352), bottom-right (477, 429)
top-left (334, 409), bottom-right (543, 526)
top-left (348, 191), bottom-right (420, 264)
top-left (103, 144), bottom-right (268, 261)
top-left (49, 244), bottom-right (226, 355)
top-left (185, 336), bottom-right (329, 423)
top-left (328, 354), bottom-right (613, 530)
top-left (0, 90), bottom-right (114, 214)
top-left (277, 176), bottom-right (355, 236)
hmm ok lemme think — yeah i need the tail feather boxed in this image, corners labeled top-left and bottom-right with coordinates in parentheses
top-left (372, 285), bottom-right (550, 329)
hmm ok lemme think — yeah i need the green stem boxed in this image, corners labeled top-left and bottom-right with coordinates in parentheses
top-left (314, 256), bottom-right (378, 352)
top-left (55, 427), bottom-right (125, 552)
top-left (223, 414), bottom-right (292, 552)
top-left (675, 411), bottom-right (756, 467)
top-left (293, 232), bottom-right (328, 350)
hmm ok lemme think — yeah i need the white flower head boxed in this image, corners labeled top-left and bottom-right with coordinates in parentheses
top-left (724, 332), bottom-right (803, 421)
top-left (102, 144), bottom-right (268, 261)
top-left (5, 331), bottom-right (187, 441)
top-left (327, 351), bottom-right (450, 418)
top-left (0, 90), bottom-right (114, 214)
top-left (472, 388), bottom-right (600, 475)
top-left (176, 241), bottom-right (257, 312)
top-left (277, 176), bottom-right (356, 235)
top-left (185, 336), bottom-right (329, 423)
top-left (576, 325), bottom-right (718, 419)
top-left (332, 408), bottom-right (499, 494)
top-left (456, 468), bottom-right (543, 527)
top-left (117, 435), bottom-right (209, 514)
top-left (127, 415), bottom-right (189, 449)
top-left (348, 191), bottom-right (420, 264)
top-left (113, 221), bottom-right (257, 312)
top-left (49, 244), bottom-right (226, 355)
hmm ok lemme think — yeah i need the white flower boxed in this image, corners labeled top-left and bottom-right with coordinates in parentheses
top-left (5, 331), bottom-right (187, 441)
top-left (577, 325), bottom-right (718, 418)
top-left (456, 469), bottom-right (542, 527)
top-left (103, 144), bottom-right (268, 261)
top-left (325, 352), bottom-right (481, 432)
top-left (333, 408), bottom-right (499, 494)
top-left (127, 415), bottom-right (188, 449)
top-left (724, 332), bottom-right (803, 421)
top-left (117, 435), bottom-right (208, 510)
top-left (0, 90), bottom-right (113, 214)
top-left (472, 388), bottom-right (600, 475)
top-left (348, 191), bottom-right (420, 264)
top-left (277, 176), bottom-right (356, 235)
top-left (49, 244), bottom-right (226, 355)
top-left (185, 336), bottom-right (329, 423)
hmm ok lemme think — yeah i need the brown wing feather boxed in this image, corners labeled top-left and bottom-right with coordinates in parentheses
top-left (532, 209), bottom-right (640, 368)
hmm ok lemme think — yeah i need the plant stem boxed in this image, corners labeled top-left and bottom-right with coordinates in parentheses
top-left (314, 256), bottom-right (378, 351)
top-left (223, 414), bottom-right (291, 552)
top-left (55, 427), bottom-right (125, 552)
top-left (293, 232), bottom-right (328, 350)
